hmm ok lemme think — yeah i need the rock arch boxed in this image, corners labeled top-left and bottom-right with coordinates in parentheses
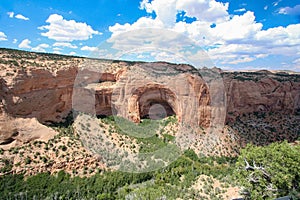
top-left (128, 84), bottom-right (178, 122)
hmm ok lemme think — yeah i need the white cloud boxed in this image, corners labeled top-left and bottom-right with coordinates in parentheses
top-left (13, 39), bottom-right (18, 44)
top-left (109, 17), bottom-right (163, 37)
top-left (255, 24), bottom-right (300, 48)
top-left (227, 56), bottom-right (255, 64)
top-left (140, 0), bottom-right (177, 27)
top-left (173, 11), bottom-right (262, 45)
top-left (81, 46), bottom-right (99, 51)
top-left (207, 43), bottom-right (263, 66)
top-left (103, 27), bottom-right (214, 67)
top-left (0, 32), bottom-right (7, 41)
top-left (107, 0), bottom-right (300, 71)
top-left (53, 47), bottom-right (62, 51)
top-left (18, 39), bottom-right (31, 49)
top-left (15, 14), bottom-right (29, 21)
top-left (53, 50), bottom-right (61, 54)
top-left (176, 0), bottom-right (229, 23)
top-left (234, 8), bottom-right (246, 13)
top-left (150, 51), bottom-right (188, 64)
top-left (211, 11), bottom-right (263, 42)
top-left (7, 12), bottom-right (30, 20)
top-left (69, 52), bottom-right (76, 55)
top-left (293, 58), bottom-right (300, 64)
top-left (264, 5), bottom-right (268, 10)
top-left (53, 42), bottom-right (77, 49)
top-left (39, 14), bottom-right (102, 41)
top-left (7, 12), bottom-right (14, 18)
top-left (278, 5), bottom-right (300, 15)
top-left (272, 0), bottom-right (282, 7)
top-left (31, 43), bottom-right (49, 52)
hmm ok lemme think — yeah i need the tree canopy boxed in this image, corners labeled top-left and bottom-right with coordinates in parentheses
top-left (234, 141), bottom-right (300, 200)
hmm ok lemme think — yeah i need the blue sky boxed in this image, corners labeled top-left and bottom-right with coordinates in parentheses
top-left (0, 0), bottom-right (299, 71)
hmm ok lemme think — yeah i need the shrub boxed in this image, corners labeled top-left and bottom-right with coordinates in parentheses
top-left (234, 141), bottom-right (300, 199)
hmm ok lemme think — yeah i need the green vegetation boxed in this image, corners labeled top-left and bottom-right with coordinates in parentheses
top-left (1, 126), bottom-right (299, 199)
top-left (0, 158), bottom-right (13, 174)
top-left (224, 71), bottom-right (300, 82)
top-left (101, 115), bottom-right (176, 153)
top-left (49, 112), bottom-right (75, 136)
top-left (234, 141), bottom-right (300, 199)
top-left (0, 150), bottom-right (236, 199)
top-left (0, 47), bottom-right (82, 60)
top-left (229, 111), bottom-right (299, 147)
top-left (1, 112), bottom-right (299, 199)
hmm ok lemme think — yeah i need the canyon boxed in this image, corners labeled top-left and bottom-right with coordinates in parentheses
top-left (0, 48), bottom-right (299, 147)
top-left (0, 48), bottom-right (299, 178)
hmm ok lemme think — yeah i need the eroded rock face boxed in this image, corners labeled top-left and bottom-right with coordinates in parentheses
top-left (223, 72), bottom-right (300, 122)
top-left (1, 67), bottom-right (78, 123)
top-left (73, 61), bottom-right (212, 128)
top-left (0, 113), bottom-right (57, 149)
top-left (1, 49), bottom-right (300, 147)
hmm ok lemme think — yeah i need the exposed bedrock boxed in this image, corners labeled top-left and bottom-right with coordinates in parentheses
top-left (223, 73), bottom-right (300, 122)
top-left (73, 62), bottom-right (212, 128)
top-left (1, 67), bottom-right (77, 123)
top-left (1, 56), bottom-right (300, 145)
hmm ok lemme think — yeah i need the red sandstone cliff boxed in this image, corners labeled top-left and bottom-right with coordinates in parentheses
top-left (0, 48), bottom-right (299, 146)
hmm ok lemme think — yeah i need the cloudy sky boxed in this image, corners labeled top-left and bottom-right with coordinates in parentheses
top-left (0, 0), bottom-right (299, 71)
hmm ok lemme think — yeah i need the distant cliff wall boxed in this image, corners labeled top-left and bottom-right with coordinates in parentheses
top-left (223, 72), bottom-right (300, 122)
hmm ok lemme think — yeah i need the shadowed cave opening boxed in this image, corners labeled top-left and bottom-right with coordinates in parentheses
top-left (96, 105), bottom-right (117, 119)
top-left (140, 99), bottom-right (176, 120)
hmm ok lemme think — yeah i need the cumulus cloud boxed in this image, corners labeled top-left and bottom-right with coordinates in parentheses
top-left (81, 46), bottom-right (99, 51)
top-left (208, 23), bottom-right (300, 66)
top-left (53, 47), bottom-right (62, 51)
top-left (0, 32), bottom-right (7, 41)
top-left (107, 0), bottom-right (300, 71)
top-left (13, 39), bottom-right (18, 44)
top-left (109, 17), bottom-right (163, 37)
top-left (255, 24), bottom-right (300, 48)
top-left (39, 14), bottom-right (102, 41)
top-left (278, 5), bottom-right (300, 15)
top-left (18, 39), bottom-right (31, 49)
top-left (7, 12), bottom-right (30, 20)
top-left (102, 28), bottom-right (213, 67)
top-left (140, 0), bottom-right (177, 26)
top-left (7, 12), bottom-right (14, 18)
top-left (31, 43), bottom-right (50, 52)
top-left (80, 46), bottom-right (110, 58)
top-left (176, 0), bottom-right (229, 23)
top-left (15, 14), bottom-right (29, 21)
top-left (234, 8), bottom-right (246, 13)
top-left (207, 44), bottom-right (264, 66)
top-left (211, 11), bottom-right (263, 42)
top-left (53, 42), bottom-right (77, 49)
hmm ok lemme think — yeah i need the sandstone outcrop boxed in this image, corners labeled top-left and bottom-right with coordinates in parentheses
top-left (0, 48), bottom-right (300, 147)
top-left (223, 72), bottom-right (300, 122)
top-left (0, 112), bottom-right (56, 149)
top-left (73, 61), bottom-right (211, 128)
